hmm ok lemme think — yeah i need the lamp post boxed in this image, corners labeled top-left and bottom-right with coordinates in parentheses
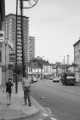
top-left (0, 0), bottom-right (5, 30)
top-left (20, 0), bottom-right (39, 78)
top-left (15, 0), bottom-right (18, 93)
top-left (5, 42), bottom-right (7, 82)
top-left (15, 0), bottom-right (39, 93)
top-left (4, 41), bottom-right (13, 83)
top-left (4, 41), bottom-right (8, 83)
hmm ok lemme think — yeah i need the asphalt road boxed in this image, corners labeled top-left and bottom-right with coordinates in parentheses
top-left (31, 79), bottom-right (80, 120)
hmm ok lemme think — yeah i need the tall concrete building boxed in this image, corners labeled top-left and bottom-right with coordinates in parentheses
top-left (5, 14), bottom-right (29, 64)
top-left (5, 14), bottom-right (35, 65)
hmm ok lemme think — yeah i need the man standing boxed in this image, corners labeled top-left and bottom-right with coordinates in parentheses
top-left (5, 78), bottom-right (13, 105)
top-left (22, 75), bottom-right (32, 106)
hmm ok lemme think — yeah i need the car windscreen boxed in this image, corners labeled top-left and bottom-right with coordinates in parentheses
top-left (66, 76), bottom-right (75, 79)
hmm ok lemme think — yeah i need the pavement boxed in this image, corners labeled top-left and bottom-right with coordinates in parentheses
top-left (0, 82), bottom-right (45, 120)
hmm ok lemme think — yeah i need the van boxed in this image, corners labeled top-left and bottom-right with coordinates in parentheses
top-left (61, 72), bottom-right (76, 85)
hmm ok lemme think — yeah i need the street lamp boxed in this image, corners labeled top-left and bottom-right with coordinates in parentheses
top-left (0, 0), bottom-right (5, 30)
top-left (15, 0), bottom-right (39, 93)
top-left (22, 0), bottom-right (39, 9)
top-left (4, 40), bottom-right (13, 83)
top-left (5, 41), bottom-right (7, 83)
top-left (20, 0), bottom-right (39, 78)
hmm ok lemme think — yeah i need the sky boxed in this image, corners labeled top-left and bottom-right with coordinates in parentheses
top-left (5, 0), bottom-right (80, 64)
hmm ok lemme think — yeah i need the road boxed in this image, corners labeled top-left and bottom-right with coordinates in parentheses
top-left (31, 79), bottom-right (80, 120)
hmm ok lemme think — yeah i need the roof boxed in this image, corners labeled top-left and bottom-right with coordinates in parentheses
top-left (73, 39), bottom-right (80, 47)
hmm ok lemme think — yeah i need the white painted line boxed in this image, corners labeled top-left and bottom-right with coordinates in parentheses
top-left (45, 107), bottom-right (52, 114)
top-left (42, 113), bottom-right (49, 117)
top-left (50, 117), bottom-right (57, 120)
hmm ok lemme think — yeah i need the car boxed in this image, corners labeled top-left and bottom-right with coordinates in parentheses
top-left (49, 76), bottom-right (54, 80)
top-left (53, 77), bottom-right (60, 82)
top-left (31, 76), bottom-right (38, 83)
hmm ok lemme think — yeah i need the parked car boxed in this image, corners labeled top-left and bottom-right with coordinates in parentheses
top-left (53, 77), bottom-right (60, 82)
top-left (49, 76), bottom-right (54, 80)
top-left (61, 72), bottom-right (76, 85)
top-left (31, 76), bottom-right (38, 83)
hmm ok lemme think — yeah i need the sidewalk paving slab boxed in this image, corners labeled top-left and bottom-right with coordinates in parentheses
top-left (0, 86), bottom-right (40, 120)
top-left (0, 82), bottom-right (56, 120)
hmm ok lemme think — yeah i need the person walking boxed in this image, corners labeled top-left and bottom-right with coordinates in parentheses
top-left (22, 75), bottom-right (32, 106)
top-left (5, 78), bottom-right (13, 105)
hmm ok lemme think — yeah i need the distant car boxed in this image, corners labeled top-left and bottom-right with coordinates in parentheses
top-left (61, 72), bottom-right (76, 85)
top-left (49, 76), bottom-right (54, 80)
top-left (53, 77), bottom-right (60, 82)
top-left (31, 77), bottom-right (38, 83)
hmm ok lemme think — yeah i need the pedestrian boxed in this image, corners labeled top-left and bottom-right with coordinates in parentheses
top-left (5, 78), bottom-right (13, 105)
top-left (22, 75), bottom-right (32, 106)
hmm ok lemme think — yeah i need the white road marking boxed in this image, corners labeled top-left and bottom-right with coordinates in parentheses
top-left (42, 112), bottom-right (49, 117)
top-left (50, 117), bottom-right (57, 120)
top-left (40, 96), bottom-right (47, 99)
top-left (45, 107), bottom-right (52, 114)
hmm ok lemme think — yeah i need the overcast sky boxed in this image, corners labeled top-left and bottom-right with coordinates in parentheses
top-left (5, 0), bottom-right (80, 64)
